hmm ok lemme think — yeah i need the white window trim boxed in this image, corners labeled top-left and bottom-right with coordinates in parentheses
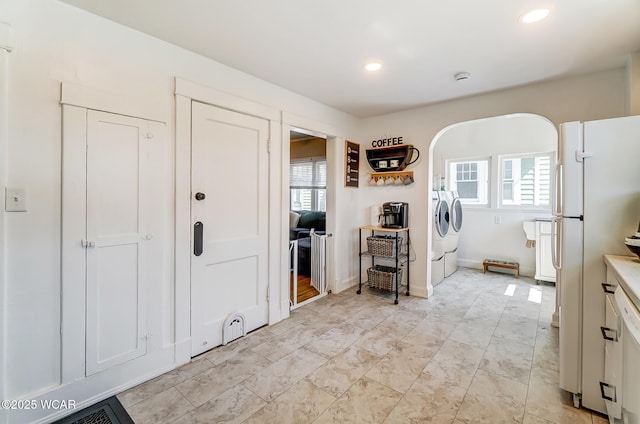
top-left (446, 156), bottom-right (491, 207)
top-left (497, 151), bottom-right (554, 210)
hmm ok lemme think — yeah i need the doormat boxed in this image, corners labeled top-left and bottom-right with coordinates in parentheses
top-left (53, 396), bottom-right (134, 424)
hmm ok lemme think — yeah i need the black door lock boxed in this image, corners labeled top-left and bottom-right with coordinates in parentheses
top-left (195, 192), bottom-right (206, 201)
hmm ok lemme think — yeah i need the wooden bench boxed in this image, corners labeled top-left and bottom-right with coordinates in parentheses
top-left (483, 259), bottom-right (519, 278)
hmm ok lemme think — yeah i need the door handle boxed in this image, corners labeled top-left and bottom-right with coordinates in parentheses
top-left (194, 221), bottom-right (203, 256)
top-left (602, 283), bottom-right (616, 294)
top-left (599, 381), bottom-right (617, 402)
top-left (553, 163), bottom-right (563, 217)
top-left (552, 218), bottom-right (562, 270)
top-left (600, 326), bottom-right (619, 342)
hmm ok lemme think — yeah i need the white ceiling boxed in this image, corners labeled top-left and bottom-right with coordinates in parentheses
top-left (60, 0), bottom-right (640, 118)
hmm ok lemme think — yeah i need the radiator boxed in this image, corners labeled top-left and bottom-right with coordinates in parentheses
top-left (310, 229), bottom-right (328, 294)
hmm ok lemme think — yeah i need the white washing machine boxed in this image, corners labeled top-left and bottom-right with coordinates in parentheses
top-left (442, 191), bottom-right (462, 277)
top-left (431, 191), bottom-right (449, 286)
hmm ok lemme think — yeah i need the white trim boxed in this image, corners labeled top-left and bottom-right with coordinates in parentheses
top-left (283, 111), bottom-right (342, 139)
top-left (60, 82), bottom-right (165, 123)
top-left (0, 45), bottom-right (9, 409)
top-left (457, 259), bottom-right (535, 278)
top-left (280, 123), bottom-right (293, 321)
top-left (174, 94), bottom-right (192, 366)
top-left (268, 121), bottom-right (283, 324)
top-left (175, 78), bottom-right (279, 121)
top-left (281, 114), bottom-right (340, 300)
top-left (60, 105), bottom-right (89, 383)
top-left (6, 348), bottom-right (174, 424)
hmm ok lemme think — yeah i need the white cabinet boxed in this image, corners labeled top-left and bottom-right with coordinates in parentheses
top-left (62, 107), bottom-right (169, 381)
top-left (535, 220), bottom-right (556, 283)
top-left (604, 255), bottom-right (640, 424)
top-left (603, 290), bottom-right (622, 421)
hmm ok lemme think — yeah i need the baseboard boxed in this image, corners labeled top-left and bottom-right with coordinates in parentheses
top-left (458, 259), bottom-right (535, 278)
top-left (457, 259), bottom-right (483, 270)
top-left (175, 338), bottom-right (191, 367)
top-left (335, 277), bottom-right (358, 294)
top-left (410, 285), bottom-right (428, 299)
top-left (6, 348), bottom-right (175, 424)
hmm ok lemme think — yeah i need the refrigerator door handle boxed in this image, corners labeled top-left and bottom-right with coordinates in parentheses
top-left (551, 218), bottom-right (562, 270)
top-left (553, 163), bottom-right (563, 217)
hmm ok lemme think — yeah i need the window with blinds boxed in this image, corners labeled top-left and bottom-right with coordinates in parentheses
top-left (290, 159), bottom-right (326, 211)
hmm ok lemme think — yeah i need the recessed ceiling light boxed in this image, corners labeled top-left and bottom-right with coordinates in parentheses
top-left (520, 8), bottom-right (550, 24)
top-left (364, 62), bottom-right (382, 72)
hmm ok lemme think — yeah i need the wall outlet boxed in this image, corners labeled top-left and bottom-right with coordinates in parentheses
top-left (5, 188), bottom-right (27, 212)
top-left (494, 216), bottom-right (502, 224)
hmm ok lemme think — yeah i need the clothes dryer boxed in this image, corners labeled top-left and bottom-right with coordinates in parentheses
top-left (441, 191), bottom-right (462, 277)
top-left (431, 191), bottom-right (449, 286)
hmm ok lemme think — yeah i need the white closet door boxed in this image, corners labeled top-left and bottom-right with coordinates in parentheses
top-left (190, 101), bottom-right (270, 356)
top-left (85, 110), bottom-right (159, 376)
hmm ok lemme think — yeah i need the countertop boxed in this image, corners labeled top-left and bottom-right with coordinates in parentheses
top-left (604, 254), bottom-right (640, 310)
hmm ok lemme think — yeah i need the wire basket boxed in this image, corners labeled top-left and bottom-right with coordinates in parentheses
top-left (366, 235), bottom-right (403, 257)
top-left (367, 265), bottom-right (403, 291)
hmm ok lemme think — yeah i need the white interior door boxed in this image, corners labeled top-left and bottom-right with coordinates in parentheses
top-left (190, 101), bottom-right (270, 356)
top-left (85, 110), bottom-right (162, 376)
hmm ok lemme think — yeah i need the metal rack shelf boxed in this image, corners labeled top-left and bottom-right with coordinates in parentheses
top-left (356, 226), bottom-right (410, 304)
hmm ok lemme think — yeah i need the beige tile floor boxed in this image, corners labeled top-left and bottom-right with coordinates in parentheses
top-left (118, 267), bottom-right (609, 423)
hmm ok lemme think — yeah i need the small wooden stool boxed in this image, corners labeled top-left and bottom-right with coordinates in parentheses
top-left (483, 259), bottom-right (519, 278)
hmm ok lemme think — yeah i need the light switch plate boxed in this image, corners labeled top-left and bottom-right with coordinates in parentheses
top-left (5, 188), bottom-right (27, 212)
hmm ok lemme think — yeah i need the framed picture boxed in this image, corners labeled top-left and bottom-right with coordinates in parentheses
top-left (345, 141), bottom-right (359, 187)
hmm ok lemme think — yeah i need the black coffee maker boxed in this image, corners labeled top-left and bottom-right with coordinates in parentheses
top-left (380, 202), bottom-right (409, 228)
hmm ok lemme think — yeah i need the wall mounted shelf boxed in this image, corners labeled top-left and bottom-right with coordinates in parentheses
top-left (368, 171), bottom-right (414, 186)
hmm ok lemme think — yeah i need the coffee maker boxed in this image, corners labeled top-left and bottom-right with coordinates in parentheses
top-left (380, 202), bottom-right (409, 228)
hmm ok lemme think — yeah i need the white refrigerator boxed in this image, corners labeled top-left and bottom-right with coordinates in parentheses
top-left (555, 115), bottom-right (640, 414)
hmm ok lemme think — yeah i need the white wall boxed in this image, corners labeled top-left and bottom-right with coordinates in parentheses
top-left (432, 114), bottom-right (557, 275)
top-left (1, 0), bottom-right (359, 420)
top-left (359, 68), bottom-right (628, 296)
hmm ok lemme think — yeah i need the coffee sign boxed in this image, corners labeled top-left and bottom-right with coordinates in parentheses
top-left (371, 136), bottom-right (403, 148)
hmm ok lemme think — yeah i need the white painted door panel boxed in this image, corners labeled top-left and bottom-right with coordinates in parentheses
top-left (85, 111), bottom-right (160, 375)
top-left (191, 101), bottom-right (269, 356)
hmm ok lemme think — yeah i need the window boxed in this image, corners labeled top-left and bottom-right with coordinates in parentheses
top-left (290, 159), bottom-right (326, 211)
top-left (499, 153), bottom-right (552, 207)
top-left (448, 159), bottom-right (489, 205)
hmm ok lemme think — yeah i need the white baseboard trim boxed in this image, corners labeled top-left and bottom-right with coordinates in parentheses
top-left (7, 348), bottom-right (175, 424)
top-left (410, 285), bottom-right (428, 299)
top-left (335, 277), bottom-right (358, 294)
top-left (457, 259), bottom-right (535, 278)
top-left (175, 338), bottom-right (191, 366)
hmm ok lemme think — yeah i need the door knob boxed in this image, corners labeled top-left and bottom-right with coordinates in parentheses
top-left (195, 192), bottom-right (206, 201)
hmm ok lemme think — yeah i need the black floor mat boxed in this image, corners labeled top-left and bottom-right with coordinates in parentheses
top-left (53, 396), bottom-right (134, 424)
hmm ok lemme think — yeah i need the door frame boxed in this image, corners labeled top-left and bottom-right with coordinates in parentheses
top-left (174, 78), bottom-right (281, 365)
top-left (282, 112), bottom-right (339, 317)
